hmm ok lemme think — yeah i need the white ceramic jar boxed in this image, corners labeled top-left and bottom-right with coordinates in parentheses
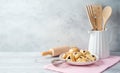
top-left (88, 30), bottom-right (110, 59)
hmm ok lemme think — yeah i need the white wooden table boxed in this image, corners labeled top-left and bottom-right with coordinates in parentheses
top-left (0, 52), bottom-right (120, 73)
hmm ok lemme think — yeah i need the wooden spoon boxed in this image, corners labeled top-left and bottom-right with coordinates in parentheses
top-left (102, 6), bottom-right (112, 30)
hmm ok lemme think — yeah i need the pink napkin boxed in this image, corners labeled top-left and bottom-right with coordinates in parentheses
top-left (44, 56), bottom-right (120, 73)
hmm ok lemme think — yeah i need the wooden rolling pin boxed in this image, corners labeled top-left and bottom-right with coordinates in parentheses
top-left (41, 46), bottom-right (70, 56)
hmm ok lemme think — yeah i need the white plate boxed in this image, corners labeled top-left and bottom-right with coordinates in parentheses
top-left (59, 53), bottom-right (99, 65)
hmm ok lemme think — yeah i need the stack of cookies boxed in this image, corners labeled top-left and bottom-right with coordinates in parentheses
top-left (61, 47), bottom-right (96, 62)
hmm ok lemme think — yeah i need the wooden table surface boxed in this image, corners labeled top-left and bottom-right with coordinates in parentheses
top-left (0, 52), bottom-right (120, 73)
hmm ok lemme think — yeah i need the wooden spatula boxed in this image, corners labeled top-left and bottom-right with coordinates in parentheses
top-left (95, 5), bottom-right (103, 31)
top-left (102, 6), bottom-right (112, 30)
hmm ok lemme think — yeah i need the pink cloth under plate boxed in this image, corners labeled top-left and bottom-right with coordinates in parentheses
top-left (44, 56), bottom-right (120, 73)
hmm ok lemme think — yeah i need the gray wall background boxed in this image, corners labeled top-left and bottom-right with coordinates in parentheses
top-left (0, 0), bottom-right (119, 52)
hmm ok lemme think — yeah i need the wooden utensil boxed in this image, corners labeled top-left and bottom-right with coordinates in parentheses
top-left (41, 46), bottom-right (70, 56)
top-left (86, 5), bottom-right (97, 30)
top-left (102, 6), bottom-right (112, 30)
top-left (92, 5), bottom-right (103, 31)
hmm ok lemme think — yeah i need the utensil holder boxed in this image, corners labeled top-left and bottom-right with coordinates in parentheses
top-left (88, 30), bottom-right (110, 59)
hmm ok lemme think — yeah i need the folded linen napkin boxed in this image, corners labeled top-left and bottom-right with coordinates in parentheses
top-left (44, 56), bottom-right (120, 73)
